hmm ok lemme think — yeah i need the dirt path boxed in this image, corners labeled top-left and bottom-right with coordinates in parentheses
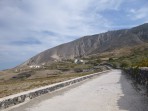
top-left (7, 70), bottom-right (148, 111)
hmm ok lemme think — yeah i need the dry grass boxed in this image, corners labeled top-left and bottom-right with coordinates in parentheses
top-left (0, 71), bottom-right (97, 98)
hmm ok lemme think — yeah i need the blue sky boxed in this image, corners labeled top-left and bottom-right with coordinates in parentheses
top-left (0, 0), bottom-right (148, 70)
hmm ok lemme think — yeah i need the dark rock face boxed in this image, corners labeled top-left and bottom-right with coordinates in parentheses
top-left (20, 23), bottom-right (148, 66)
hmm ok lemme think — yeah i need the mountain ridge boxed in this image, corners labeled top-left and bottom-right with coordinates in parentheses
top-left (19, 23), bottom-right (148, 67)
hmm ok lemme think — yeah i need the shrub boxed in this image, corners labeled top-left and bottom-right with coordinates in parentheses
top-left (120, 60), bottom-right (132, 68)
top-left (109, 58), bottom-right (113, 61)
top-left (134, 58), bottom-right (148, 67)
top-left (74, 68), bottom-right (83, 73)
top-left (112, 62), bottom-right (119, 68)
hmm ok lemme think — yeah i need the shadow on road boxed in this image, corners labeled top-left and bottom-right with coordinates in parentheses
top-left (117, 71), bottom-right (148, 111)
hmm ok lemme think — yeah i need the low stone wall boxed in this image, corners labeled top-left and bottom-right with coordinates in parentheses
top-left (124, 67), bottom-right (148, 93)
top-left (0, 70), bottom-right (110, 110)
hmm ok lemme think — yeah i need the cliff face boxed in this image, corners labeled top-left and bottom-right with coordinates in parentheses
top-left (20, 23), bottom-right (148, 66)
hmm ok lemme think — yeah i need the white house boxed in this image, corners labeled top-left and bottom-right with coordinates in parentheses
top-left (74, 59), bottom-right (84, 64)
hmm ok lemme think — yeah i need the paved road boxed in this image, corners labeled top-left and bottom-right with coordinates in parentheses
top-left (7, 70), bottom-right (148, 111)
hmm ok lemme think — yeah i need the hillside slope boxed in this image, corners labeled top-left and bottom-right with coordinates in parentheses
top-left (20, 23), bottom-right (148, 66)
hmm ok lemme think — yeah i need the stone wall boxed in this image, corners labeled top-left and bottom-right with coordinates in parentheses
top-left (124, 67), bottom-right (148, 93)
top-left (0, 70), bottom-right (110, 110)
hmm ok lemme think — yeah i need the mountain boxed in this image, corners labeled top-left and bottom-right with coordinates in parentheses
top-left (20, 23), bottom-right (148, 67)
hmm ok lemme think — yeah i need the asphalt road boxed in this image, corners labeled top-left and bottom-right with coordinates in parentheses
top-left (7, 70), bottom-right (148, 111)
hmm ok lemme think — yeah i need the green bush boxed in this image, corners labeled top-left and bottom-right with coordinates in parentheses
top-left (109, 58), bottom-right (113, 61)
top-left (134, 58), bottom-right (148, 67)
top-left (86, 59), bottom-right (101, 66)
top-left (74, 68), bottom-right (83, 73)
top-left (120, 60), bottom-right (131, 68)
top-left (112, 62), bottom-right (119, 68)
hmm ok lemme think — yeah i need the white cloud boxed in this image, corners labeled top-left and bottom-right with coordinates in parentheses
top-left (0, 0), bottom-right (123, 69)
top-left (129, 7), bottom-right (148, 20)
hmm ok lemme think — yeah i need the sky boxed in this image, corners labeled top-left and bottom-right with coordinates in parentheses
top-left (0, 0), bottom-right (148, 70)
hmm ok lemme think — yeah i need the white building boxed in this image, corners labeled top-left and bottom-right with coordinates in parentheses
top-left (74, 59), bottom-right (84, 64)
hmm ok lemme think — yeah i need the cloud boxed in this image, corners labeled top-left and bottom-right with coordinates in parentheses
top-left (129, 7), bottom-right (148, 20)
top-left (10, 38), bottom-right (42, 46)
top-left (125, 0), bottom-right (148, 22)
top-left (1, 0), bottom-right (147, 70)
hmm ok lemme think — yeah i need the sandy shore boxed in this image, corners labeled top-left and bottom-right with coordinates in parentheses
top-left (6, 70), bottom-right (148, 111)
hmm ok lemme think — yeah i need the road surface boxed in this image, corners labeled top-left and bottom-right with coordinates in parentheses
top-left (6, 70), bottom-right (148, 111)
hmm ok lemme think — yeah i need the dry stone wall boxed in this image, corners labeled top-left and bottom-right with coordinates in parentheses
top-left (124, 67), bottom-right (148, 93)
top-left (0, 70), bottom-right (110, 110)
